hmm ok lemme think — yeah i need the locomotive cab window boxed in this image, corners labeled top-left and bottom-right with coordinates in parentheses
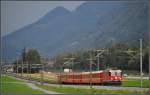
top-left (109, 70), bottom-right (122, 76)
top-left (110, 72), bottom-right (116, 76)
top-left (117, 72), bottom-right (121, 76)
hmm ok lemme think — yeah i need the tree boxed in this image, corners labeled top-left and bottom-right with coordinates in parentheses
top-left (26, 49), bottom-right (42, 73)
top-left (13, 48), bottom-right (42, 73)
top-left (26, 49), bottom-right (41, 64)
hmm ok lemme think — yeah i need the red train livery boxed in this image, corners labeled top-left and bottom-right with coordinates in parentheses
top-left (58, 69), bottom-right (122, 85)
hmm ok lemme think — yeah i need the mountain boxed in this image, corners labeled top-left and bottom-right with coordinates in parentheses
top-left (2, 1), bottom-right (148, 62)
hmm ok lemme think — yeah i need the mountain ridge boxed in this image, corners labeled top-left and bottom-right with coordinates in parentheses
top-left (2, 1), bottom-right (148, 62)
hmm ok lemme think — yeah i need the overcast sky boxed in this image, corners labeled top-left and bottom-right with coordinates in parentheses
top-left (1, 1), bottom-right (85, 36)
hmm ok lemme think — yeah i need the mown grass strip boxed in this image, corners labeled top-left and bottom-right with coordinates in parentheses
top-left (122, 79), bottom-right (149, 88)
top-left (38, 85), bottom-right (146, 94)
top-left (1, 75), bottom-right (24, 82)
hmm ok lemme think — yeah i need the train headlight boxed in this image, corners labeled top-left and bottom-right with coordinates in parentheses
top-left (115, 77), bottom-right (117, 80)
top-left (118, 77), bottom-right (122, 80)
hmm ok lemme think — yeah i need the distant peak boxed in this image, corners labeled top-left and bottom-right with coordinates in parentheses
top-left (54, 6), bottom-right (66, 10)
top-left (51, 6), bottom-right (70, 13)
top-left (42, 6), bottom-right (70, 18)
top-left (37, 6), bottom-right (71, 23)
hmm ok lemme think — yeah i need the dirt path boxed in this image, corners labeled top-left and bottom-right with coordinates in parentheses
top-left (26, 83), bottom-right (60, 94)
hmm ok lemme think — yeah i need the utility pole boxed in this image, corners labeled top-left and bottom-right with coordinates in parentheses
top-left (90, 55), bottom-right (92, 89)
top-left (41, 58), bottom-right (45, 85)
top-left (59, 61), bottom-right (66, 87)
top-left (148, 2), bottom-right (150, 94)
top-left (27, 61), bottom-right (29, 80)
top-left (59, 63), bottom-right (62, 87)
top-left (41, 64), bottom-right (44, 85)
top-left (149, 41), bottom-right (150, 95)
top-left (72, 54), bottom-right (74, 72)
top-left (27, 61), bottom-right (31, 80)
top-left (30, 62), bottom-right (32, 80)
top-left (86, 51), bottom-right (93, 89)
top-left (16, 59), bottom-right (18, 75)
top-left (21, 60), bottom-right (23, 77)
top-left (54, 57), bottom-right (56, 72)
top-left (97, 53), bottom-right (100, 71)
top-left (140, 39), bottom-right (143, 88)
top-left (64, 57), bottom-right (75, 72)
top-left (0, 34), bottom-right (2, 95)
top-left (64, 55), bottom-right (75, 83)
top-left (96, 49), bottom-right (108, 71)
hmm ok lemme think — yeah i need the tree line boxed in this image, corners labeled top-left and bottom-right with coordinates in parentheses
top-left (52, 43), bottom-right (149, 73)
top-left (13, 43), bottom-right (149, 74)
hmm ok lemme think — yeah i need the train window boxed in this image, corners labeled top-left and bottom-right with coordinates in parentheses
top-left (92, 74), bottom-right (97, 78)
top-left (74, 74), bottom-right (80, 79)
top-left (76, 75), bottom-right (79, 79)
top-left (84, 74), bottom-right (89, 78)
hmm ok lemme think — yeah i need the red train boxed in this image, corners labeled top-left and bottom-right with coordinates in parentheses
top-left (58, 69), bottom-right (122, 85)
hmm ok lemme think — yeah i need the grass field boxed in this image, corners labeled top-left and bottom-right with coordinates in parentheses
top-left (38, 85), bottom-right (146, 95)
top-left (1, 75), bottom-right (44, 94)
top-left (122, 79), bottom-right (149, 88)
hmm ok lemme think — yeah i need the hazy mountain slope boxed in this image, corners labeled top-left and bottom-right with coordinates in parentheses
top-left (2, 1), bottom-right (148, 61)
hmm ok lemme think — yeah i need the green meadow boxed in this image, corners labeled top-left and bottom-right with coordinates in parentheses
top-left (1, 75), bottom-right (44, 94)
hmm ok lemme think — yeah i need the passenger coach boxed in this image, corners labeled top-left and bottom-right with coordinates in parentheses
top-left (58, 69), bottom-right (122, 85)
